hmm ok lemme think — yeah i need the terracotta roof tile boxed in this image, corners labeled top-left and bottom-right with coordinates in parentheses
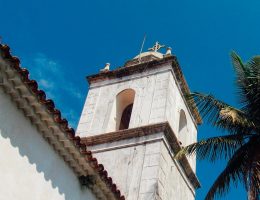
top-left (0, 44), bottom-right (125, 200)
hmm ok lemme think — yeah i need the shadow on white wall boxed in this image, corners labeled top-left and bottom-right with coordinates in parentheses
top-left (0, 91), bottom-right (96, 200)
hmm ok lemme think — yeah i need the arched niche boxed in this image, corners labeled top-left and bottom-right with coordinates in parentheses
top-left (116, 89), bottom-right (135, 130)
top-left (119, 103), bottom-right (133, 130)
top-left (106, 89), bottom-right (136, 132)
top-left (178, 109), bottom-right (188, 146)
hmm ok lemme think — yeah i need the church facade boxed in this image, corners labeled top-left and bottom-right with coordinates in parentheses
top-left (0, 42), bottom-right (201, 200)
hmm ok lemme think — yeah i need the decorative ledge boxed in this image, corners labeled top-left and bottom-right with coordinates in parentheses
top-left (81, 122), bottom-right (201, 189)
top-left (87, 55), bottom-right (202, 125)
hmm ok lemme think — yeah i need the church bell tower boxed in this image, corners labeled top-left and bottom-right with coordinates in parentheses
top-left (77, 42), bottom-right (202, 200)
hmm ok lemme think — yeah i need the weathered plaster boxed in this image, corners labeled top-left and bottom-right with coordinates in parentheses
top-left (77, 63), bottom-right (197, 171)
top-left (88, 133), bottom-right (195, 200)
top-left (0, 90), bottom-right (97, 200)
top-left (77, 56), bottom-right (199, 200)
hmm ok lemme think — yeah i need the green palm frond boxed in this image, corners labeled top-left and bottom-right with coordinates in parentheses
top-left (180, 52), bottom-right (260, 200)
top-left (187, 92), bottom-right (256, 134)
top-left (175, 134), bottom-right (248, 162)
top-left (231, 52), bottom-right (260, 121)
top-left (205, 136), bottom-right (260, 200)
top-left (249, 160), bottom-right (260, 200)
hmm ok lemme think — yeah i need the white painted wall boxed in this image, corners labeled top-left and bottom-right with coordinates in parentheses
top-left (76, 66), bottom-right (170, 136)
top-left (0, 90), bottom-right (97, 200)
top-left (158, 139), bottom-right (195, 200)
top-left (166, 73), bottom-right (197, 170)
top-left (89, 134), bottom-right (195, 200)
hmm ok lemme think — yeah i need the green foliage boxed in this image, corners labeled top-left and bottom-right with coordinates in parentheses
top-left (176, 52), bottom-right (260, 200)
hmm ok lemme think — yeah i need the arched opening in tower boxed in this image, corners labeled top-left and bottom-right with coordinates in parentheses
top-left (115, 89), bottom-right (135, 131)
top-left (119, 103), bottom-right (133, 130)
top-left (106, 89), bottom-right (135, 132)
top-left (178, 109), bottom-right (188, 146)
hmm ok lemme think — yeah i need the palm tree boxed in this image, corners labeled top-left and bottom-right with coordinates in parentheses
top-left (176, 52), bottom-right (260, 200)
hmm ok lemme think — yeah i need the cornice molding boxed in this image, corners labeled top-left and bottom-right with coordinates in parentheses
top-left (87, 56), bottom-right (202, 125)
top-left (81, 122), bottom-right (201, 189)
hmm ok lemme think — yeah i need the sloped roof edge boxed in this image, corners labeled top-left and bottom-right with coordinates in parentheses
top-left (0, 44), bottom-right (125, 200)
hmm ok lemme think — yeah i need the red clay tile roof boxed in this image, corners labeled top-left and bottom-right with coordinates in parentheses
top-left (0, 44), bottom-right (125, 200)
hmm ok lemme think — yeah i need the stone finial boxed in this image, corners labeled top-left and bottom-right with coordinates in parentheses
top-left (165, 47), bottom-right (172, 55)
top-left (100, 63), bottom-right (110, 72)
top-left (148, 41), bottom-right (165, 52)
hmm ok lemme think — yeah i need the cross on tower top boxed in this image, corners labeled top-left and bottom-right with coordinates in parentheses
top-left (148, 41), bottom-right (165, 52)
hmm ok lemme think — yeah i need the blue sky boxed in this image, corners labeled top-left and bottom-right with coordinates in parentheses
top-left (2, 0), bottom-right (260, 199)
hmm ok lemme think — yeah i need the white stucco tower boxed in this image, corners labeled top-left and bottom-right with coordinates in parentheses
top-left (77, 42), bottom-right (202, 200)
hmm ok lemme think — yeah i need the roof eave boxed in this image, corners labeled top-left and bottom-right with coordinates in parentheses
top-left (0, 44), bottom-right (125, 200)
